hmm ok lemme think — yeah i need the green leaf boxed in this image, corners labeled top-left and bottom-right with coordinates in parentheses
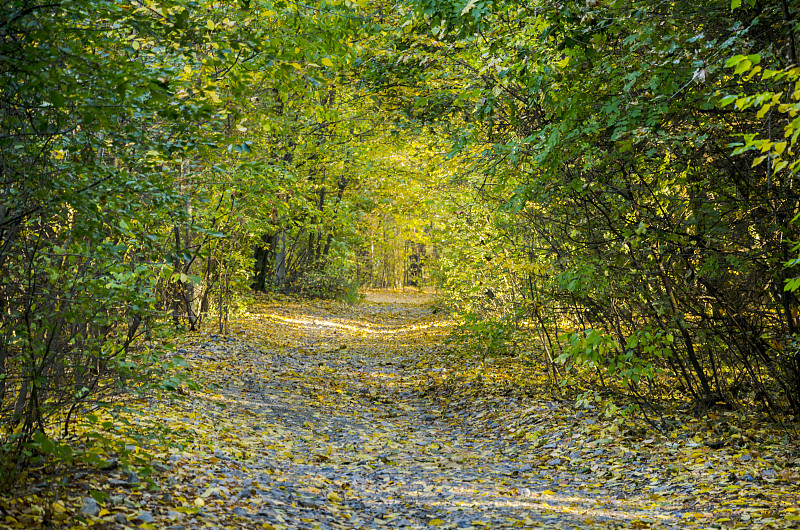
top-left (785, 277), bottom-right (800, 292)
top-left (57, 444), bottom-right (73, 463)
top-left (734, 59), bottom-right (752, 75)
top-left (32, 432), bottom-right (55, 454)
top-left (90, 490), bottom-right (110, 504)
top-left (724, 55), bottom-right (747, 68)
top-left (773, 159), bottom-right (788, 172)
top-left (756, 103), bottom-right (772, 119)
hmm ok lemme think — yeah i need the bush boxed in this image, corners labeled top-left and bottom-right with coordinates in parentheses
top-left (285, 268), bottom-right (362, 303)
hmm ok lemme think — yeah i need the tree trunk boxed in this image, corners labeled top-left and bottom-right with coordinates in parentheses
top-left (253, 232), bottom-right (275, 291)
top-left (274, 227), bottom-right (286, 289)
top-left (322, 177), bottom-right (348, 261)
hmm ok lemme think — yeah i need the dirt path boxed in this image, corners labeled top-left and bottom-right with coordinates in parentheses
top-left (6, 293), bottom-right (798, 528)
top-left (155, 292), bottom-right (701, 530)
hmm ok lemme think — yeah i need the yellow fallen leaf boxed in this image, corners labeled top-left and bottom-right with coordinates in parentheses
top-left (194, 497), bottom-right (205, 507)
top-left (429, 519), bottom-right (445, 526)
top-left (327, 491), bottom-right (343, 502)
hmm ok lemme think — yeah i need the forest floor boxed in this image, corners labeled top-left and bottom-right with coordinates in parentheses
top-left (3, 291), bottom-right (800, 529)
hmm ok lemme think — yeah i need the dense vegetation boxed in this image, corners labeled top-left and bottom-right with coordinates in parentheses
top-left (407, 0), bottom-right (800, 418)
top-left (1, 0), bottom-right (799, 478)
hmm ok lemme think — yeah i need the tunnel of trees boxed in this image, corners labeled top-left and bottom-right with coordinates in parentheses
top-left (1, 0), bottom-right (799, 467)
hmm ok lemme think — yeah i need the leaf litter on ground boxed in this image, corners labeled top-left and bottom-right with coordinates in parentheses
top-left (2, 290), bottom-right (800, 529)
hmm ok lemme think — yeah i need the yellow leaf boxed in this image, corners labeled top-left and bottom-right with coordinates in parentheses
top-left (327, 491), bottom-right (343, 502)
top-left (460, 0), bottom-right (477, 15)
top-left (201, 487), bottom-right (216, 498)
top-left (98, 509), bottom-right (110, 517)
top-left (429, 519), bottom-right (445, 526)
top-left (321, 58), bottom-right (334, 67)
top-left (194, 497), bottom-right (205, 507)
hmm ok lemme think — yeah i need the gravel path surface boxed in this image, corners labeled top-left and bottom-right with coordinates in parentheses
top-left (162, 294), bottom-right (692, 530)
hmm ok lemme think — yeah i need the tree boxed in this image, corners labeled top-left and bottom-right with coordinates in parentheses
top-left (365, 0), bottom-right (800, 414)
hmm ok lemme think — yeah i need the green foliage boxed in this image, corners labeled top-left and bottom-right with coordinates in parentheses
top-left (2, 0), bottom-right (796, 496)
top-left (451, 311), bottom-right (517, 359)
top-left (557, 329), bottom-right (670, 388)
top-left (0, 0), bottom-right (207, 460)
top-left (720, 62), bottom-right (800, 178)
top-left (0, 0), bottom-right (377, 476)
top-left (287, 266), bottom-right (363, 302)
top-left (375, 0), bottom-right (800, 416)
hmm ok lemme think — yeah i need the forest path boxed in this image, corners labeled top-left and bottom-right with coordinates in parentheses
top-left (31, 291), bottom-right (789, 530)
top-left (155, 291), bottom-right (704, 530)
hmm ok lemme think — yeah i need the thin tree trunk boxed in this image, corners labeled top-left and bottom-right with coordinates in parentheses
top-left (274, 225), bottom-right (286, 288)
top-left (656, 255), bottom-right (713, 399)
